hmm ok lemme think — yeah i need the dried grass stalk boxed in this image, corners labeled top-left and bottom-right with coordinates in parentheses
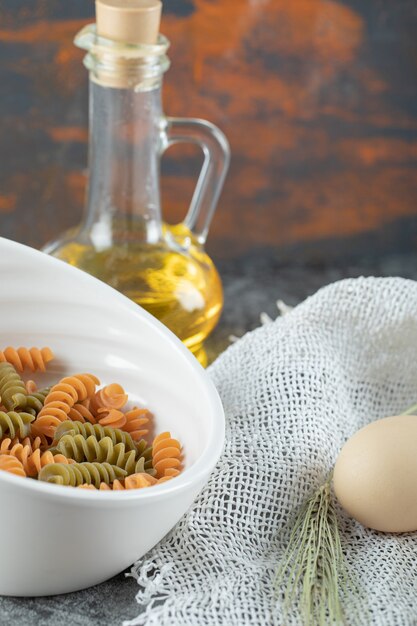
top-left (275, 477), bottom-right (355, 626)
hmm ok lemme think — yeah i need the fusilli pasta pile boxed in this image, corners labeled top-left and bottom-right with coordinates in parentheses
top-left (0, 347), bottom-right (183, 491)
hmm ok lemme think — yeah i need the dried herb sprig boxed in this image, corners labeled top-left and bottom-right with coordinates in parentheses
top-left (275, 477), bottom-right (352, 626)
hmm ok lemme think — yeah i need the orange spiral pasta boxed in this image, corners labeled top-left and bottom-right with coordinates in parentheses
top-left (89, 384), bottom-right (128, 415)
top-left (125, 472), bottom-right (158, 489)
top-left (76, 472), bottom-right (160, 490)
top-left (77, 481), bottom-right (116, 490)
top-left (98, 409), bottom-right (127, 430)
top-left (0, 453), bottom-right (26, 477)
top-left (4, 435), bottom-right (46, 453)
top-left (68, 403), bottom-right (96, 424)
top-left (22, 435), bottom-right (46, 452)
top-left (158, 467), bottom-right (181, 483)
top-left (0, 438), bottom-right (15, 454)
top-left (152, 432), bottom-right (182, 479)
top-left (0, 347), bottom-right (54, 372)
top-left (25, 433), bottom-right (50, 451)
top-left (122, 407), bottom-right (151, 441)
top-left (32, 373), bottom-right (100, 439)
top-left (0, 438), bottom-right (73, 477)
top-left (59, 374), bottom-right (99, 403)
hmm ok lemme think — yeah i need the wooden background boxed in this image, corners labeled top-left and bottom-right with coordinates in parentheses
top-left (0, 0), bottom-right (416, 262)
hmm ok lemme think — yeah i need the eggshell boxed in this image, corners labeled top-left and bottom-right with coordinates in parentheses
top-left (333, 415), bottom-right (417, 533)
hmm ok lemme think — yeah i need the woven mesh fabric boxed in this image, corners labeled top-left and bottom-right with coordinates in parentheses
top-left (126, 277), bottom-right (417, 626)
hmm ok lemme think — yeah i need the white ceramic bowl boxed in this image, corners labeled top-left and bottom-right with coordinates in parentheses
top-left (0, 237), bottom-right (224, 596)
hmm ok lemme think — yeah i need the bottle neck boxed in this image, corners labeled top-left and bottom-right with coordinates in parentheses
top-left (74, 25), bottom-right (171, 249)
top-left (85, 78), bottom-right (164, 248)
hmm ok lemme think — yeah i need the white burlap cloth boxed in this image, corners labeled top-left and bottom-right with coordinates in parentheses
top-left (126, 277), bottom-right (417, 626)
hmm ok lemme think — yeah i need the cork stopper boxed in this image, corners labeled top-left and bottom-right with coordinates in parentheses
top-left (96, 0), bottom-right (162, 45)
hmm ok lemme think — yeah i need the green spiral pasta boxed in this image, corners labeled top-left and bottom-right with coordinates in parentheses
top-left (38, 461), bottom-right (127, 487)
top-left (53, 420), bottom-right (138, 451)
top-left (134, 438), bottom-right (154, 473)
top-left (0, 362), bottom-right (27, 410)
top-left (24, 387), bottom-right (51, 415)
top-left (0, 410), bottom-right (34, 439)
top-left (54, 434), bottom-right (155, 476)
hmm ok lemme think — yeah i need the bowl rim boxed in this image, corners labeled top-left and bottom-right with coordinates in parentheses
top-left (0, 237), bottom-right (225, 502)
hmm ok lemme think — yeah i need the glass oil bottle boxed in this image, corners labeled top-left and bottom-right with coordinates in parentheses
top-left (44, 0), bottom-right (230, 366)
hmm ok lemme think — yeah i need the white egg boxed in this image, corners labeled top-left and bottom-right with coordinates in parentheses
top-left (333, 415), bottom-right (417, 533)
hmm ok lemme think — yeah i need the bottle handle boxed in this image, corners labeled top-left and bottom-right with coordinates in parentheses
top-left (161, 117), bottom-right (230, 244)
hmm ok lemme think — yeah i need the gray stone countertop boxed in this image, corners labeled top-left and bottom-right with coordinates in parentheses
top-left (1, 252), bottom-right (416, 626)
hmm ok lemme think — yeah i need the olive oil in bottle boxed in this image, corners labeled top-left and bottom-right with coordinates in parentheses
top-left (51, 225), bottom-right (223, 366)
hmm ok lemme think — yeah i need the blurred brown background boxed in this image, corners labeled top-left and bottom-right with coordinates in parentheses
top-left (0, 0), bottom-right (416, 263)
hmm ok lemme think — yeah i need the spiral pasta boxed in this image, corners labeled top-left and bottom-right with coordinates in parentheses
top-left (24, 435), bottom-right (44, 450)
top-left (0, 362), bottom-right (27, 410)
top-left (24, 387), bottom-right (50, 416)
top-left (32, 374), bottom-right (100, 439)
top-left (68, 403), bottom-right (96, 424)
top-left (26, 450), bottom-right (74, 477)
top-left (4, 435), bottom-right (46, 452)
top-left (0, 438), bottom-right (15, 454)
top-left (125, 472), bottom-right (158, 489)
top-left (0, 410), bottom-right (34, 439)
top-left (76, 472), bottom-right (159, 490)
top-left (53, 420), bottom-right (138, 451)
top-left (0, 347), bottom-right (54, 372)
top-left (55, 434), bottom-right (154, 476)
top-left (98, 409), bottom-right (126, 430)
top-left (152, 432), bottom-right (182, 479)
top-left (163, 468), bottom-right (181, 478)
top-left (3, 435), bottom-right (42, 455)
top-left (0, 454), bottom-right (26, 477)
top-left (0, 349), bottom-right (184, 492)
top-left (122, 407), bottom-right (151, 441)
top-left (89, 384), bottom-right (128, 415)
top-left (2, 441), bottom-right (73, 477)
top-left (24, 433), bottom-right (49, 452)
top-left (38, 461), bottom-right (127, 488)
top-left (135, 438), bottom-right (154, 473)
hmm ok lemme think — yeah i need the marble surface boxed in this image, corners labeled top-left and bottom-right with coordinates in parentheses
top-left (1, 252), bottom-right (416, 625)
